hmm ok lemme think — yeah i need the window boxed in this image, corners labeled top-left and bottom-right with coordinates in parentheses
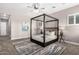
top-left (76, 14), bottom-right (79, 24)
top-left (69, 16), bottom-right (74, 24)
top-left (68, 13), bottom-right (79, 25)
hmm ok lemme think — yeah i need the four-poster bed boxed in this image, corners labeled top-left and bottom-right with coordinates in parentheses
top-left (30, 14), bottom-right (59, 47)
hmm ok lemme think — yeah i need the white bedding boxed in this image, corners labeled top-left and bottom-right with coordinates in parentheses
top-left (32, 34), bottom-right (57, 43)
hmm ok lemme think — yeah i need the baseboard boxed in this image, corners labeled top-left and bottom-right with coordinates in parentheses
top-left (11, 37), bottom-right (30, 42)
top-left (65, 41), bottom-right (79, 45)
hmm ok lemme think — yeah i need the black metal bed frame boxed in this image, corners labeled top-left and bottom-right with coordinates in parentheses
top-left (30, 13), bottom-right (59, 47)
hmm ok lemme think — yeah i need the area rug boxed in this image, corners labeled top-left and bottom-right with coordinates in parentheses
top-left (13, 39), bottom-right (66, 55)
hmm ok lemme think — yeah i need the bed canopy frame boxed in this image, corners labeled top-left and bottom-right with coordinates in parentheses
top-left (30, 14), bottom-right (59, 47)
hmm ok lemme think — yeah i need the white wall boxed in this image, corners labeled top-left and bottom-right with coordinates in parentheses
top-left (0, 3), bottom-right (30, 40)
top-left (11, 16), bottom-right (30, 40)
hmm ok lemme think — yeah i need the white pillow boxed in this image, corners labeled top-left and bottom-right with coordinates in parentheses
top-left (50, 31), bottom-right (55, 36)
top-left (46, 31), bottom-right (50, 35)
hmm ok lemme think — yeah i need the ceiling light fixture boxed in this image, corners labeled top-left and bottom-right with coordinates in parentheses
top-left (33, 3), bottom-right (39, 9)
top-left (33, 3), bottom-right (40, 13)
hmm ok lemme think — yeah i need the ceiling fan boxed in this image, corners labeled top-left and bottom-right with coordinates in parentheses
top-left (26, 3), bottom-right (45, 12)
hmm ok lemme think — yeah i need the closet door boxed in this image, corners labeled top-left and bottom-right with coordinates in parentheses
top-left (0, 21), bottom-right (7, 36)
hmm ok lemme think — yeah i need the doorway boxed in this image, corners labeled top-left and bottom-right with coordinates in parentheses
top-left (0, 13), bottom-right (11, 40)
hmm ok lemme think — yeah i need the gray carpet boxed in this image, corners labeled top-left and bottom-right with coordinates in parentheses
top-left (0, 39), bottom-right (17, 55)
top-left (13, 39), bottom-right (66, 55)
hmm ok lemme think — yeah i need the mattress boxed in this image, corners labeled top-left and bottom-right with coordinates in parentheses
top-left (32, 34), bottom-right (57, 43)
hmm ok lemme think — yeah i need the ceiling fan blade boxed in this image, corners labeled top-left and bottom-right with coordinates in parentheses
top-left (27, 6), bottom-right (32, 8)
top-left (41, 8), bottom-right (45, 9)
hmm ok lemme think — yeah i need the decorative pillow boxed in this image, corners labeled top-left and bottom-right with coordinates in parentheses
top-left (46, 31), bottom-right (50, 35)
top-left (50, 31), bottom-right (55, 36)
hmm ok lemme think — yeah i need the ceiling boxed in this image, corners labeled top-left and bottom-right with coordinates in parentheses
top-left (0, 3), bottom-right (78, 17)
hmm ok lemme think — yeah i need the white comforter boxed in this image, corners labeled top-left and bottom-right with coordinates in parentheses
top-left (32, 34), bottom-right (57, 43)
